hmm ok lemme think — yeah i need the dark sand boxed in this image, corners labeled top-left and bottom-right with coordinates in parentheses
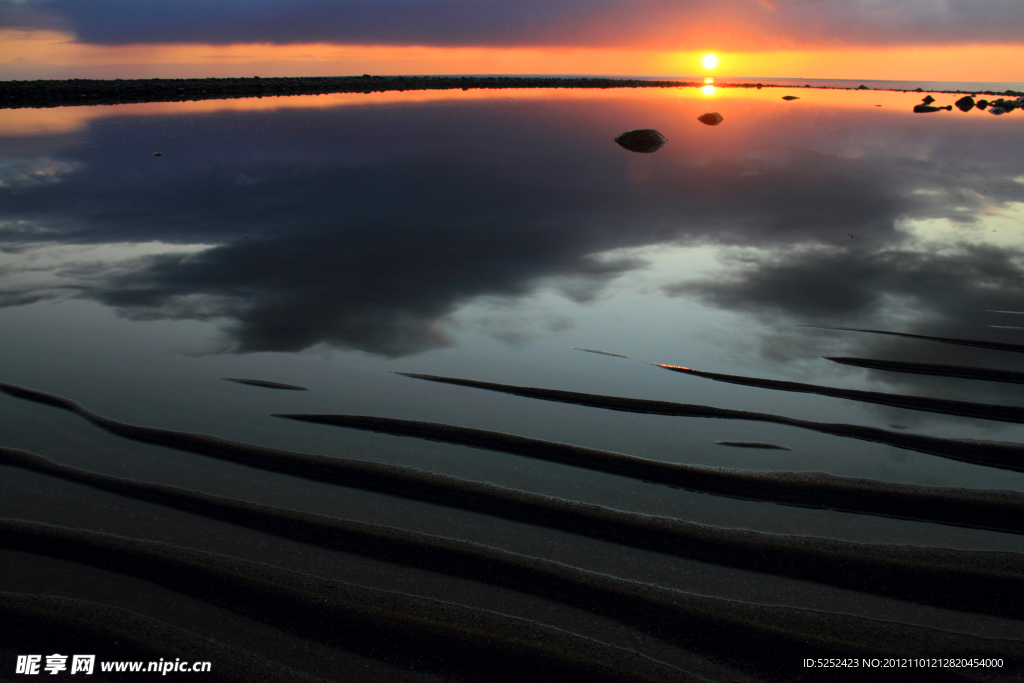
top-left (396, 374), bottom-right (1024, 472)
top-left (5, 521), bottom-right (1019, 682)
top-left (1, 382), bottom-right (1024, 617)
top-left (575, 348), bottom-right (630, 359)
top-left (0, 445), bottom-right (1019, 670)
top-left (271, 415), bottom-right (1024, 535)
top-left (659, 364), bottom-right (1024, 424)
top-left (715, 441), bottom-right (790, 449)
top-left (804, 325), bottom-right (1024, 354)
top-left (222, 378), bottom-right (308, 391)
top-left (0, 520), bottom-right (695, 683)
top-left (825, 357), bottom-right (1024, 385)
top-left (0, 591), bottom-right (333, 683)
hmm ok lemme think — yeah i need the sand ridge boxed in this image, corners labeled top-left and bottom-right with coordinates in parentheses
top-left (272, 414), bottom-right (1024, 535)
top-left (2, 383), bottom-right (1024, 618)
top-left (825, 357), bottom-right (1024, 385)
top-left (397, 373), bottom-right (1024, 472)
top-left (0, 520), bottom-right (700, 683)
top-left (658, 364), bottom-right (1024, 424)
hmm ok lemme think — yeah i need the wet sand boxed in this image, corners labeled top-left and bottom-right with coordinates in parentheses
top-left (805, 326), bottom-right (1024, 354)
top-left (0, 591), bottom-right (332, 683)
top-left (658, 364), bottom-right (1024, 424)
top-left (4, 521), bottom-right (1018, 681)
top-left (0, 520), bottom-right (694, 683)
top-left (1, 382), bottom-right (1023, 617)
top-left (4, 444), bottom-right (1023, 652)
top-left (396, 374), bottom-right (1024, 472)
top-left (222, 378), bottom-right (308, 391)
top-left (270, 415), bottom-right (1024, 535)
top-left (575, 348), bottom-right (630, 359)
top-left (825, 357), bottom-right (1024, 385)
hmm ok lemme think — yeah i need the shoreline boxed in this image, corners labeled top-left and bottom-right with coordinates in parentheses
top-left (1, 75), bottom-right (1020, 110)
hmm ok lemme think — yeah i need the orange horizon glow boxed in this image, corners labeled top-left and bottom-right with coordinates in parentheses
top-left (1, 30), bottom-right (1023, 84)
top-left (0, 81), bottom-right (1002, 138)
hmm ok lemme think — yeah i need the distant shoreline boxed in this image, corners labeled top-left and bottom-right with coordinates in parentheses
top-left (1, 75), bottom-right (1020, 110)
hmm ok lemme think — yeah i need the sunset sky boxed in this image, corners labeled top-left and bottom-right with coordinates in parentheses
top-left (1, 0), bottom-right (1023, 82)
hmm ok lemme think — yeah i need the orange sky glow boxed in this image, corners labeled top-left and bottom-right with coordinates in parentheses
top-left (2, 30), bottom-right (1023, 83)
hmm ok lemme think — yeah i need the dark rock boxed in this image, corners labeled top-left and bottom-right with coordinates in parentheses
top-left (990, 107), bottom-right (1008, 116)
top-left (858, 84), bottom-right (868, 89)
top-left (614, 129), bottom-right (667, 153)
top-left (697, 112), bottom-right (724, 126)
top-left (781, 96), bottom-right (799, 101)
top-left (921, 95), bottom-right (935, 105)
top-left (152, 152), bottom-right (163, 157)
top-left (977, 99), bottom-right (989, 110)
top-left (955, 96), bottom-right (975, 112)
top-left (913, 104), bottom-right (943, 113)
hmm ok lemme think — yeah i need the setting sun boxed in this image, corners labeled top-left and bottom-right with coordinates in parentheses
top-left (702, 54), bottom-right (718, 69)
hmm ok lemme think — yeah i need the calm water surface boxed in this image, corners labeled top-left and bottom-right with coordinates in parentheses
top-left (1, 86), bottom-right (1023, 678)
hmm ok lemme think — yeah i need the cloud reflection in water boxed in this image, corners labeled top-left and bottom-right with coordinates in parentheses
top-left (1, 91), bottom-right (1023, 372)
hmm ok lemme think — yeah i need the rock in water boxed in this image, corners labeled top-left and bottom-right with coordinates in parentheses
top-left (990, 107), bottom-right (1007, 116)
top-left (697, 112), bottom-right (724, 126)
top-left (782, 96), bottom-right (800, 101)
top-left (955, 96), bottom-right (975, 112)
top-left (614, 129), bottom-right (667, 153)
top-left (913, 104), bottom-right (942, 113)
top-left (977, 99), bottom-right (989, 110)
top-left (921, 95), bottom-right (936, 105)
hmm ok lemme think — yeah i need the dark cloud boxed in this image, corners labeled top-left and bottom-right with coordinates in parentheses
top-left (2, 94), bottom-right (1024, 360)
top-left (2, 0), bottom-right (1023, 49)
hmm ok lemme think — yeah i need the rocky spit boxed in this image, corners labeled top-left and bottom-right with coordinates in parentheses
top-left (0, 76), bottom-right (708, 109)
top-left (1, 75), bottom-right (1021, 110)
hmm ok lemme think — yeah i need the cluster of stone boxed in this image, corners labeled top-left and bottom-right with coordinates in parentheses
top-left (976, 95), bottom-right (1024, 115)
top-left (913, 91), bottom-right (1024, 115)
